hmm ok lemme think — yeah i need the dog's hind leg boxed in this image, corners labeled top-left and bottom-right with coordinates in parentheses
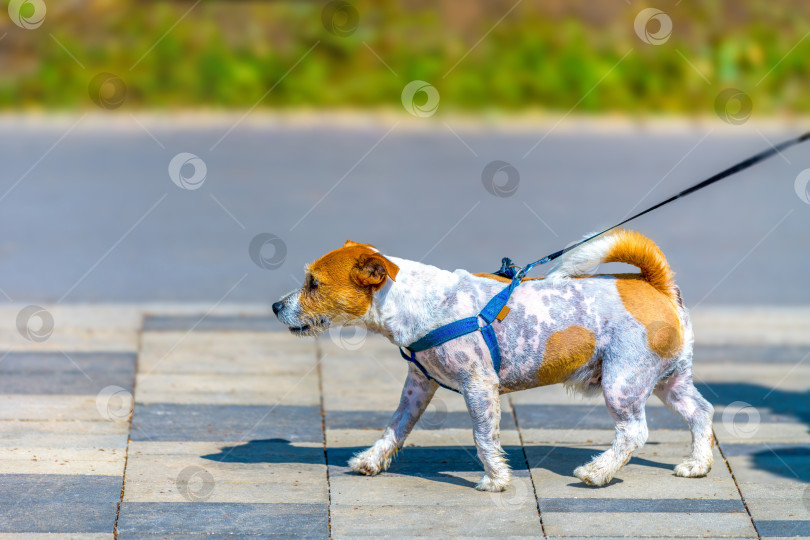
top-left (461, 377), bottom-right (511, 492)
top-left (574, 361), bottom-right (654, 487)
top-left (654, 365), bottom-right (714, 478)
top-left (349, 363), bottom-right (438, 476)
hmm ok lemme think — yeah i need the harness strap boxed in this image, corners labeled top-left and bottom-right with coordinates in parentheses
top-left (399, 347), bottom-right (461, 393)
top-left (401, 275), bottom-right (520, 390)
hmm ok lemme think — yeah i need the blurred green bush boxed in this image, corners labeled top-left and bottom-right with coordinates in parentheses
top-left (1, 0), bottom-right (808, 114)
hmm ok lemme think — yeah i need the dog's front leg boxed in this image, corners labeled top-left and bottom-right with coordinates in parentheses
top-left (349, 363), bottom-right (438, 476)
top-left (462, 377), bottom-right (511, 492)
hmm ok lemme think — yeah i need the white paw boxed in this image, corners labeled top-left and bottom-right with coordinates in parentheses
top-left (574, 464), bottom-right (614, 487)
top-left (348, 449), bottom-right (388, 476)
top-left (475, 472), bottom-right (510, 492)
top-left (674, 459), bottom-right (711, 478)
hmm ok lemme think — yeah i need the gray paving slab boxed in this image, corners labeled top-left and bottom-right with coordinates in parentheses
top-left (325, 409), bottom-right (516, 431)
top-left (537, 497), bottom-right (746, 513)
top-left (0, 352), bottom-right (136, 394)
top-left (512, 403), bottom-right (687, 430)
top-left (129, 403), bottom-right (323, 443)
top-left (0, 502), bottom-right (118, 533)
top-left (116, 502), bottom-right (328, 537)
top-left (0, 474), bottom-right (121, 503)
top-left (756, 520), bottom-right (810, 537)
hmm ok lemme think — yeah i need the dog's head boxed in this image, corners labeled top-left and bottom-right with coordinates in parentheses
top-left (273, 240), bottom-right (399, 336)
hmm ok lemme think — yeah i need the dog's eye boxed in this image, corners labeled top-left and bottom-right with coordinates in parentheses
top-left (308, 276), bottom-right (319, 290)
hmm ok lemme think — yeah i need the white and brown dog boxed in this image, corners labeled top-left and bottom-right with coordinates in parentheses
top-left (273, 230), bottom-right (714, 491)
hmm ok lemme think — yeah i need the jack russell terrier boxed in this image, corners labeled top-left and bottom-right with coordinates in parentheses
top-left (273, 229), bottom-right (714, 491)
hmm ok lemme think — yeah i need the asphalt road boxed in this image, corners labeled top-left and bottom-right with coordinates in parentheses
top-left (1, 115), bottom-right (808, 306)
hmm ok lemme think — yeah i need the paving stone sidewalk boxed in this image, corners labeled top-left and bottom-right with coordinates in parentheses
top-left (0, 306), bottom-right (808, 539)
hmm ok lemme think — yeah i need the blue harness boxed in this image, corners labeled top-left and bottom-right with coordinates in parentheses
top-left (397, 132), bottom-right (810, 393)
top-left (399, 258), bottom-right (531, 393)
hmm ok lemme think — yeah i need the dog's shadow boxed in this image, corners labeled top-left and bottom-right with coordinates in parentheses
top-left (202, 438), bottom-right (671, 488)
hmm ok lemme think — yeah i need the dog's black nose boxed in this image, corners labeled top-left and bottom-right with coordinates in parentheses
top-left (272, 301), bottom-right (283, 316)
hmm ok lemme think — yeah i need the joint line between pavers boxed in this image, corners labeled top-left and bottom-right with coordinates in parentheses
top-left (509, 394), bottom-right (546, 538)
top-left (315, 337), bottom-right (332, 538)
top-left (714, 429), bottom-right (761, 540)
top-left (113, 311), bottom-right (146, 538)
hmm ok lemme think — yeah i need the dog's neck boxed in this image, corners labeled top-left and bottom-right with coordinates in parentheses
top-left (364, 256), bottom-right (466, 347)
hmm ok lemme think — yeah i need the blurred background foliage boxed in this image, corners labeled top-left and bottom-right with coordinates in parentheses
top-left (1, 0), bottom-right (808, 114)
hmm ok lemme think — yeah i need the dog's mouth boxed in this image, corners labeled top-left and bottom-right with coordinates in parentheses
top-left (287, 317), bottom-right (329, 337)
top-left (288, 324), bottom-right (311, 336)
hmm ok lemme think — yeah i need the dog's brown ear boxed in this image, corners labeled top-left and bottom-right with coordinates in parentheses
top-left (351, 253), bottom-right (399, 287)
top-left (344, 240), bottom-right (376, 249)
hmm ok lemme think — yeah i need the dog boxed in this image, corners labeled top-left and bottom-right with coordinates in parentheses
top-left (273, 230), bottom-right (714, 491)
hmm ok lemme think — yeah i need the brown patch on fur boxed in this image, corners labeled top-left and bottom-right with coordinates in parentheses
top-left (604, 230), bottom-right (677, 302)
top-left (538, 326), bottom-right (596, 385)
top-left (615, 275), bottom-right (683, 359)
top-left (299, 244), bottom-right (399, 320)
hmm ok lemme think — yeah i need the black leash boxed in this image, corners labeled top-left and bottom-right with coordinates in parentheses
top-left (496, 131), bottom-right (810, 279)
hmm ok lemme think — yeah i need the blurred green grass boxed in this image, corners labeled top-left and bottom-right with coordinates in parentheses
top-left (2, 0), bottom-right (809, 114)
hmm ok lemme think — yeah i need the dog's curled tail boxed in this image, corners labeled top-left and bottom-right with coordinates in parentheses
top-left (546, 229), bottom-right (677, 300)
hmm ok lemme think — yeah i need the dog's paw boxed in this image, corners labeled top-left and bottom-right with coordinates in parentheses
top-left (475, 473), bottom-right (510, 492)
top-left (348, 450), bottom-right (388, 476)
top-left (674, 459), bottom-right (711, 478)
top-left (573, 464), bottom-right (613, 487)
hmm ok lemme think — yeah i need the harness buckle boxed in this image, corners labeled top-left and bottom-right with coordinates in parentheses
top-left (495, 305), bottom-right (511, 322)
